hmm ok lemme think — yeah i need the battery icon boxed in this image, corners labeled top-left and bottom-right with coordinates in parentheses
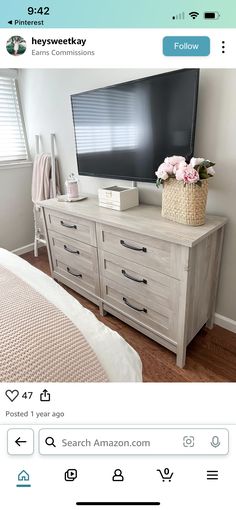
top-left (204, 11), bottom-right (220, 19)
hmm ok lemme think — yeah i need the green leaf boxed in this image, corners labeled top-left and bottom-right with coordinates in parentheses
top-left (204, 160), bottom-right (215, 168)
top-left (198, 160), bottom-right (215, 171)
top-left (199, 169), bottom-right (209, 179)
top-left (156, 178), bottom-right (163, 188)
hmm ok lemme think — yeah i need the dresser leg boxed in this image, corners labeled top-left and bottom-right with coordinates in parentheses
top-left (206, 315), bottom-right (214, 330)
top-left (176, 347), bottom-right (186, 368)
top-left (99, 302), bottom-right (107, 317)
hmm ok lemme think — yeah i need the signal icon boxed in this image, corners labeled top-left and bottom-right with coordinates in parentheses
top-left (189, 11), bottom-right (200, 19)
top-left (172, 12), bottom-right (185, 20)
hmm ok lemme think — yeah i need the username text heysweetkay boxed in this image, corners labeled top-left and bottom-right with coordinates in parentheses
top-left (31, 36), bottom-right (95, 56)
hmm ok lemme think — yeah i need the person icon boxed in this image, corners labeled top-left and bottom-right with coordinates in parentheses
top-left (112, 469), bottom-right (124, 482)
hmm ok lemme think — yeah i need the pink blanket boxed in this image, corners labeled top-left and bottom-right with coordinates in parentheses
top-left (32, 153), bottom-right (61, 203)
top-left (0, 265), bottom-right (108, 382)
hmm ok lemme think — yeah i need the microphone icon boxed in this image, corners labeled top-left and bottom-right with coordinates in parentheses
top-left (211, 435), bottom-right (221, 448)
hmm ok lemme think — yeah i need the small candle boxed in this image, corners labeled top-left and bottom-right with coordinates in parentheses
top-left (65, 173), bottom-right (79, 199)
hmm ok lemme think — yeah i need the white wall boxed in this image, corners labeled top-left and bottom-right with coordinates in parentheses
top-left (0, 162), bottom-right (34, 252)
top-left (18, 68), bottom-right (236, 322)
top-left (194, 70), bottom-right (236, 324)
top-left (0, 69), bottom-right (34, 252)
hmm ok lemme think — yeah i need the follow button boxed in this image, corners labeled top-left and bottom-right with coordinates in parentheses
top-left (163, 36), bottom-right (210, 56)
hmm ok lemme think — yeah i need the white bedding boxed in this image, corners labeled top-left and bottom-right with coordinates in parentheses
top-left (0, 249), bottom-right (142, 382)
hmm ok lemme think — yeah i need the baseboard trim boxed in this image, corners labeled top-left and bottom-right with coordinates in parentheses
top-left (214, 313), bottom-right (236, 334)
top-left (13, 242), bottom-right (45, 256)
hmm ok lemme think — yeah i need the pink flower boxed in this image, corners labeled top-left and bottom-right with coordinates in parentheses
top-left (165, 155), bottom-right (186, 166)
top-left (173, 160), bottom-right (187, 175)
top-left (175, 165), bottom-right (186, 181)
top-left (183, 164), bottom-right (200, 184)
top-left (176, 164), bottom-right (199, 183)
top-left (155, 162), bottom-right (172, 180)
top-left (190, 157), bottom-right (205, 168)
top-left (207, 166), bottom-right (215, 176)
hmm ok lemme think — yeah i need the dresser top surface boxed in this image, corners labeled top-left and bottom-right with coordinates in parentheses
top-left (41, 196), bottom-right (227, 247)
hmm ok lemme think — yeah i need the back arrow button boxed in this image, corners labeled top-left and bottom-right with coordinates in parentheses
top-left (8, 429), bottom-right (34, 455)
top-left (15, 437), bottom-right (27, 447)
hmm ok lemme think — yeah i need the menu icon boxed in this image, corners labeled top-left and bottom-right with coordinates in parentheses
top-left (207, 470), bottom-right (218, 480)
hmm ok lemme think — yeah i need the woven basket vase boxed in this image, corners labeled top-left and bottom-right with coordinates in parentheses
top-left (162, 179), bottom-right (208, 226)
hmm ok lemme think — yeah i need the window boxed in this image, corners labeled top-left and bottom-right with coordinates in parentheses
top-left (0, 76), bottom-right (29, 163)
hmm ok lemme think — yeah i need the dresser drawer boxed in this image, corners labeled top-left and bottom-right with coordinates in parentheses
top-left (101, 278), bottom-right (178, 340)
top-left (48, 230), bottom-right (100, 297)
top-left (100, 251), bottom-right (179, 311)
top-left (97, 224), bottom-right (180, 277)
top-left (48, 231), bottom-right (97, 274)
top-left (53, 258), bottom-right (99, 296)
top-left (45, 209), bottom-right (97, 246)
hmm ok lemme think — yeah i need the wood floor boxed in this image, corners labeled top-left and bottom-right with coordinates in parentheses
top-left (21, 248), bottom-right (236, 382)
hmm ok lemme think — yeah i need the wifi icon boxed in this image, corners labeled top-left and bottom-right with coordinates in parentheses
top-left (189, 11), bottom-right (200, 19)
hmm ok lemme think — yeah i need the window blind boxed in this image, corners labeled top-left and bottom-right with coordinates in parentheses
top-left (0, 76), bottom-right (28, 163)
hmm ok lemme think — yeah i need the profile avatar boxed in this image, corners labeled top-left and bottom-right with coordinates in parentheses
top-left (6, 36), bottom-right (26, 56)
top-left (112, 469), bottom-right (124, 482)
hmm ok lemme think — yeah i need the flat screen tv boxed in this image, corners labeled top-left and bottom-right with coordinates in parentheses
top-left (71, 69), bottom-right (199, 183)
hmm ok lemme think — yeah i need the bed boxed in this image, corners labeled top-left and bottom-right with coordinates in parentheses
top-left (0, 248), bottom-right (142, 382)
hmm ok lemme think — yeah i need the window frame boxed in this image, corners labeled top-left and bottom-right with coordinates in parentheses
top-left (0, 73), bottom-right (30, 166)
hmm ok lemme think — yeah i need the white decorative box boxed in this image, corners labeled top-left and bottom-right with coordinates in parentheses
top-left (98, 186), bottom-right (139, 211)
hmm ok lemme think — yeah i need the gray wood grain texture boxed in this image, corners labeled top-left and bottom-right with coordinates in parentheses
top-left (45, 207), bottom-right (97, 246)
top-left (42, 197), bottom-right (227, 368)
top-left (41, 196), bottom-right (227, 247)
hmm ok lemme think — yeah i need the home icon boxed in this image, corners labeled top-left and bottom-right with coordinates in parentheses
top-left (18, 470), bottom-right (30, 482)
top-left (16, 470), bottom-right (31, 487)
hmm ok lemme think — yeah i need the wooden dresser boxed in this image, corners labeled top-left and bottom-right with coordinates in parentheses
top-left (41, 197), bottom-right (227, 367)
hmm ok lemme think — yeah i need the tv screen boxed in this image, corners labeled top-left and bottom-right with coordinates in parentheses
top-left (71, 69), bottom-right (199, 183)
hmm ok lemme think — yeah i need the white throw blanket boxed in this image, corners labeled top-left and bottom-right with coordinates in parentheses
top-left (32, 153), bottom-right (61, 203)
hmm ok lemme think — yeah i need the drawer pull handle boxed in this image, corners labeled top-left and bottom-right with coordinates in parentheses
top-left (60, 220), bottom-right (77, 229)
top-left (120, 240), bottom-right (147, 252)
top-left (123, 297), bottom-right (147, 313)
top-left (122, 269), bottom-right (147, 284)
top-left (64, 245), bottom-right (80, 255)
top-left (67, 267), bottom-right (82, 278)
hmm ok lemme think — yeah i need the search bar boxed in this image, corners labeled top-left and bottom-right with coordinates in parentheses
top-left (39, 428), bottom-right (228, 455)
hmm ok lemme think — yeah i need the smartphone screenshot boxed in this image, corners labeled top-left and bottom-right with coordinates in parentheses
top-left (0, 1), bottom-right (235, 508)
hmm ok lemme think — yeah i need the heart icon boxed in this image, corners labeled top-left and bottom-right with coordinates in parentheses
top-left (5, 389), bottom-right (19, 402)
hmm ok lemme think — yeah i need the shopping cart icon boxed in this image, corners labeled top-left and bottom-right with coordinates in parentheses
top-left (156, 468), bottom-right (174, 482)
